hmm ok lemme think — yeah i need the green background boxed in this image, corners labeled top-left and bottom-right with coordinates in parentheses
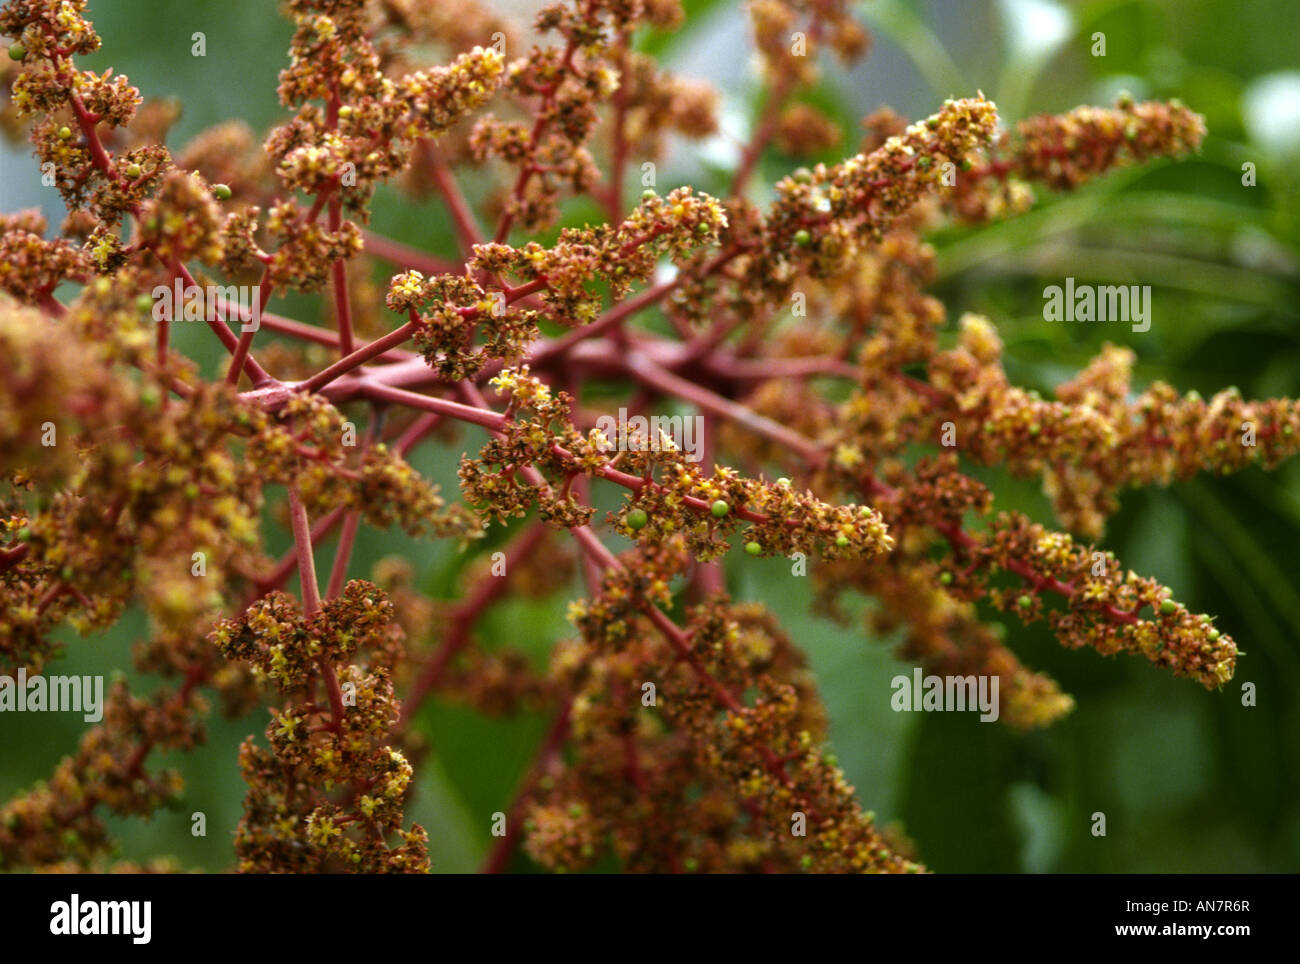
top-left (1, 0), bottom-right (1297, 872)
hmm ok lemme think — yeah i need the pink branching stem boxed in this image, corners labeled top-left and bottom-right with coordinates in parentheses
top-left (64, 89), bottom-right (117, 181)
top-left (362, 230), bottom-right (463, 276)
top-left (288, 483), bottom-right (347, 732)
top-left (223, 274), bottom-right (271, 387)
top-left (265, 307), bottom-right (414, 355)
top-left (565, 521), bottom-right (801, 796)
top-left (622, 351), bottom-right (826, 466)
top-left (690, 420), bottom-right (727, 600)
top-left (325, 511), bottom-right (362, 601)
top-left (732, 83), bottom-right (792, 197)
top-left (894, 370), bottom-right (950, 406)
top-left (394, 411), bottom-right (444, 456)
top-left (507, 277), bottom-right (549, 301)
top-left (173, 261), bottom-right (275, 386)
top-left (301, 270), bottom-right (558, 395)
top-left (0, 544), bottom-right (29, 571)
top-left (421, 140), bottom-right (486, 255)
top-left (565, 520), bottom-right (621, 571)
top-left (398, 521), bottom-right (550, 729)
top-left (34, 579), bottom-right (66, 616)
top-left (569, 474), bottom-right (606, 591)
top-left (317, 658), bottom-right (348, 735)
top-left (492, 3), bottom-right (589, 243)
top-left (38, 290), bottom-right (65, 317)
top-left (602, 28), bottom-right (631, 222)
top-left (388, 383), bottom-right (572, 739)
top-left (224, 274), bottom-right (275, 386)
top-left (156, 306), bottom-right (169, 364)
top-left (231, 84), bottom-right (352, 386)
top-left (287, 484), bottom-right (323, 617)
top-left (325, 88), bottom-right (354, 358)
top-left (50, 43), bottom-right (278, 389)
top-left (729, 15), bottom-right (822, 196)
top-left (356, 378), bottom-right (809, 529)
top-left (298, 318), bottom-right (422, 393)
top-left (481, 700), bottom-right (572, 873)
top-left (360, 382), bottom-right (506, 431)
top-left (57, 662), bottom-right (208, 824)
top-left (710, 355), bottom-right (860, 381)
top-left (405, 372), bottom-right (813, 854)
top-left (529, 276), bottom-right (684, 366)
top-left (51, 477), bottom-right (354, 825)
top-left (862, 475), bottom-right (1141, 625)
top-left (256, 507), bottom-right (346, 595)
top-left (328, 200), bottom-right (356, 357)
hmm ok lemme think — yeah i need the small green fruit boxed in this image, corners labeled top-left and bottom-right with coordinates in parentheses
top-left (710, 499), bottom-right (729, 519)
top-left (626, 508), bottom-right (648, 531)
top-left (8, 42), bottom-right (26, 61)
top-left (745, 541), bottom-right (761, 556)
top-left (641, 189), bottom-right (656, 201)
top-left (57, 125), bottom-right (72, 140)
top-left (125, 162), bottom-right (142, 178)
top-left (834, 535), bottom-right (849, 548)
top-left (939, 571), bottom-right (953, 586)
top-left (793, 229), bottom-right (811, 247)
top-left (1159, 599), bottom-right (1177, 615)
top-left (1017, 594), bottom-right (1032, 609)
top-left (1207, 628), bottom-right (1220, 641)
top-left (212, 183), bottom-right (232, 200)
top-left (776, 477), bottom-right (791, 487)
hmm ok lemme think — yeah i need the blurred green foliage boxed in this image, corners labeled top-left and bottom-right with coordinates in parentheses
top-left (1, 0), bottom-right (1296, 873)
